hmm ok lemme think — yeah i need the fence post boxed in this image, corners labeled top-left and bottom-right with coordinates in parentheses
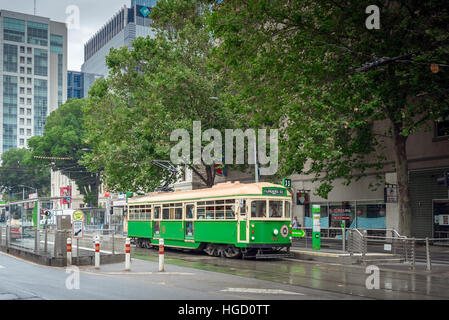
top-left (159, 238), bottom-right (164, 272)
top-left (426, 237), bottom-right (432, 271)
top-left (34, 228), bottom-right (39, 253)
top-left (43, 229), bottom-right (48, 254)
top-left (342, 225), bottom-right (346, 252)
top-left (410, 238), bottom-right (416, 270)
top-left (67, 238), bottom-right (72, 266)
top-left (112, 231), bottom-right (115, 255)
top-left (362, 230), bottom-right (367, 264)
top-left (95, 237), bottom-right (100, 269)
top-left (5, 226), bottom-right (9, 248)
top-left (125, 238), bottom-right (131, 271)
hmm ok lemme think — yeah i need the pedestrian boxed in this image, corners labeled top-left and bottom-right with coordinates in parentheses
top-left (292, 216), bottom-right (299, 230)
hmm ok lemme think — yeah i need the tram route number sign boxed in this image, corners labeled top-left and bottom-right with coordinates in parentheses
top-left (72, 210), bottom-right (84, 239)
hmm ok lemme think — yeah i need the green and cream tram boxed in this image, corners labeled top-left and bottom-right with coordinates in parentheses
top-left (127, 182), bottom-right (293, 259)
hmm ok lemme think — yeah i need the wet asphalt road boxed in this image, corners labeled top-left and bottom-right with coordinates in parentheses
top-left (132, 245), bottom-right (449, 299)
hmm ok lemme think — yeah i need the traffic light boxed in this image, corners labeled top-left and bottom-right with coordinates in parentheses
top-left (437, 171), bottom-right (449, 187)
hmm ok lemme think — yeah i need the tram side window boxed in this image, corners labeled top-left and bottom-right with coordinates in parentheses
top-left (225, 199), bottom-right (236, 219)
top-left (251, 200), bottom-right (267, 218)
top-left (175, 207), bottom-right (182, 219)
top-left (163, 208), bottom-right (170, 220)
top-left (186, 205), bottom-right (194, 219)
top-left (285, 201), bottom-right (291, 218)
top-left (197, 208), bottom-right (205, 219)
top-left (215, 200), bottom-right (225, 219)
top-left (154, 207), bottom-right (161, 219)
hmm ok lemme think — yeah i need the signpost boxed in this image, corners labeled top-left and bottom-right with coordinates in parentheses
top-left (312, 205), bottom-right (321, 250)
top-left (72, 210), bottom-right (84, 239)
top-left (291, 229), bottom-right (305, 238)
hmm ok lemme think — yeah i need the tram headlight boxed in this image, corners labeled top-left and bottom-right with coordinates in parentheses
top-left (273, 229), bottom-right (279, 236)
top-left (251, 236), bottom-right (255, 241)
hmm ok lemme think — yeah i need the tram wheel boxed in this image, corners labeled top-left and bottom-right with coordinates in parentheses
top-left (145, 239), bottom-right (151, 249)
top-left (224, 246), bottom-right (241, 259)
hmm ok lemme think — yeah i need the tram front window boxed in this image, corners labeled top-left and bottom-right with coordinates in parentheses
top-left (251, 200), bottom-right (267, 218)
top-left (269, 201), bottom-right (283, 218)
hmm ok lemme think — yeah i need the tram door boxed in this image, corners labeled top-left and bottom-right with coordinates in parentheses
top-left (184, 203), bottom-right (195, 242)
top-left (153, 206), bottom-right (161, 239)
top-left (238, 199), bottom-right (249, 243)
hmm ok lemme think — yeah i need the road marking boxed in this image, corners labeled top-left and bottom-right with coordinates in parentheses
top-left (221, 288), bottom-right (304, 295)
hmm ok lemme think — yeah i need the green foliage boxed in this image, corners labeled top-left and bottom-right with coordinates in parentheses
top-left (84, 0), bottom-right (246, 191)
top-left (28, 99), bottom-right (99, 206)
top-left (209, 1), bottom-right (449, 199)
top-left (0, 148), bottom-right (50, 200)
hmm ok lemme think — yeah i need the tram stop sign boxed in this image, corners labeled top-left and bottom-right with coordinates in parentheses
top-left (72, 210), bottom-right (84, 239)
top-left (291, 229), bottom-right (305, 238)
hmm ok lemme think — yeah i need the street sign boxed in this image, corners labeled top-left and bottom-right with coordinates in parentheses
top-left (282, 178), bottom-right (292, 188)
top-left (291, 229), bottom-right (305, 238)
top-left (72, 210), bottom-right (84, 239)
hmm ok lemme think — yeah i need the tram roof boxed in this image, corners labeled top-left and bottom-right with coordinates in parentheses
top-left (128, 182), bottom-right (291, 204)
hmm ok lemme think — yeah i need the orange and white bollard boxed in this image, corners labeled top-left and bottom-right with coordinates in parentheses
top-left (94, 238), bottom-right (100, 269)
top-left (159, 238), bottom-right (164, 272)
top-left (67, 238), bottom-right (72, 266)
top-left (125, 238), bottom-right (131, 271)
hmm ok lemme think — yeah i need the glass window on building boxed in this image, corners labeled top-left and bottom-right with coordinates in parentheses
top-left (20, 46), bottom-right (25, 53)
top-left (34, 49), bottom-right (47, 76)
top-left (19, 128), bottom-right (24, 135)
top-left (27, 109), bottom-right (32, 116)
top-left (27, 21), bottom-right (48, 46)
top-left (3, 75), bottom-right (18, 152)
top-left (3, 18), bottom-right (25, 43)
top-left (329, 201), bottom-right (355, 228)
top-left (27, 78), bottom-right (32, 85)
top-left (27, 47), bottom-right (32, 54)
top-left (20, 56), bottom-right (25, 64)
top-left (27, 67), bottom-right (32, 74)
top-left (20, 77), bottom-right (25, 84)
top-left (20, 118), bottom-right (24, 125)
top-left (27, 129), bottom-right (31, 136)
top-left (4, 44), bottom-right (18, 73)
top-left (435, 117), bottom-right (449, 138)
top-left (20, 87), bottom-right (25, 94)
top-left (20, 97), bottom-right (24, 104)
top-left (27, 57), bottom-right (32, 64)
top-left (19, 108), bottom-right (24, 115)
top-left (27, 98), bottom-right (32, 105)
top-left (20, 67), bottom-right (24, 74)
top-left (355, 201), bottom-right (386, 229)
top-left (20, 139), bottom-right (24, 146)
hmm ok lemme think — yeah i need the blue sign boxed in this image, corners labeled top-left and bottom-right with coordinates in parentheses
top-left (140, 6), bottom-right (150, 17)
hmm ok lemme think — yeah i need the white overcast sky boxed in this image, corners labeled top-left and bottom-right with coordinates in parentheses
top-left (0, 0), bottom-right (133, 71)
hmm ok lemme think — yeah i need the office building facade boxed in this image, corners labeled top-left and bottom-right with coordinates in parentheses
top-left (81, 0), bottom-right (157, 89)
top-left (0, 10), bottom-right (67, 154)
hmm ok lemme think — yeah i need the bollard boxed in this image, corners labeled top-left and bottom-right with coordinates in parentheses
top-left (125, 238), bottom-right (131, 271)
top-left (159, 238), bottom-right (164, 272)
top-left (342, 225), bottom-right (346, 252)
top-left (67, 238), bottom-right (72, 266)
top-left (95, 238), bottom-right (100, 269)
top-left (426, 237), bottom-right (432, 271)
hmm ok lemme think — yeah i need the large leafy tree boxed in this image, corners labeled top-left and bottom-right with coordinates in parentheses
top-left (28, 99), bottom-right (100, 206)
top-left (84, 0), bottom-right (244, 192)
top-left (0, 148), bottom-right (50, 200)
top-left (209, 1), bottom-right (449, 235)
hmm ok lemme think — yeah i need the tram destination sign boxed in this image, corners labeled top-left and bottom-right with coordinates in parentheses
top-left (262, 187), bottom-right (286, 196)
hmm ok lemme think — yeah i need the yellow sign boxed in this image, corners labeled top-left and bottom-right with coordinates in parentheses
top-left (73, 210), bottom-right (84, 221)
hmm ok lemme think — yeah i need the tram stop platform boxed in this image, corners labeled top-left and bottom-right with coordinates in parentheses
top-left (290, 248), bottom-right (402, 265)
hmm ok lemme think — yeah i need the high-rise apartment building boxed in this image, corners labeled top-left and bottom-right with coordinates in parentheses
top-left (0, 10), bottom-right (67, 154)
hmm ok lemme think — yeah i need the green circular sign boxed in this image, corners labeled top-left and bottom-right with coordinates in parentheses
top-left (73, 210), bottom-right (84, 221)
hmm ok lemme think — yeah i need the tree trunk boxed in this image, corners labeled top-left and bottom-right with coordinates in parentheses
top-left (392, 122), bottom-right (412, 236)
